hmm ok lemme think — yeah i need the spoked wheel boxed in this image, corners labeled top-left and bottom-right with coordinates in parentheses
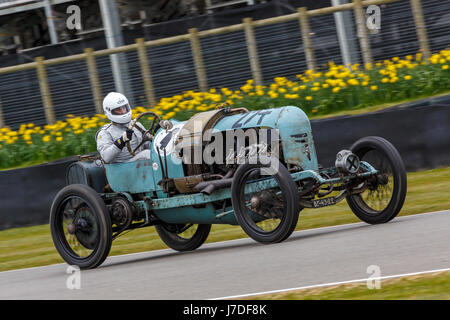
top-left (155, 223), bottom-right (211, 252)
top-left (231, 156), bottom-right (300, 244)
top-left (50, 184), bottom-right (112, 269)
top-left (346, 136), bottom-right (407, 224)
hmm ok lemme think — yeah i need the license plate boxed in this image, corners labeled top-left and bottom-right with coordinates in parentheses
top-left (312, 196), bottom-right (336, 208)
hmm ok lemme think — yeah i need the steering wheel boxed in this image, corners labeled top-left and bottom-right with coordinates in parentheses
top-left (126, 111), bottom-right (161, 157)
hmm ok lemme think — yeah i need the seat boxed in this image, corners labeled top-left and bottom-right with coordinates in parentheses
top-left (175, 107), bottom-right (248, 148)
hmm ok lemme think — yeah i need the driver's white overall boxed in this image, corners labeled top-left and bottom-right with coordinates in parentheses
top-left (96, 122), bottom-right (151, 163)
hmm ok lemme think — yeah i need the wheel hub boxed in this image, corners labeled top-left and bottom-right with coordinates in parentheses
top-left (250, 196), bottom-right (260, 209)
top-left (76, 218), bottom-right (89, 231)
top-left (67, 223), bottom-right (76, 235)
top-left (71, 208), bottom-right (98, 250)
top-left (67, 218), bottom-right (89, 234)
top-left (249, 190), bottom-right (283, 219)
top-left (377, 173), bottom-right (389, 185)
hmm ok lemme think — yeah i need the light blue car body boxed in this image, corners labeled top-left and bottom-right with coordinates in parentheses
top-left (102, 106), bottom-right (374, 225)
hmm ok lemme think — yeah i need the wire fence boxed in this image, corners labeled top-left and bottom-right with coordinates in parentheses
top-left (0, 0), bottom-right (448, 129)
top-left (201, 30), bottom-right (252, 89)
top-left (370, 0), bottom-right (420, 60)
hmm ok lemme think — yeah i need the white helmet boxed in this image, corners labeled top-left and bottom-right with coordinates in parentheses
top-left (103, 92), bottom-right (132, 124)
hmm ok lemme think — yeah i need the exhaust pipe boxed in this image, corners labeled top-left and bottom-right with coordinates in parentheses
top-left (194, 168), bottom-right (235, 195)
top-left (195, 178), bottom-right (233, 195)
top-left (194, 168), bottom-right (261, 195)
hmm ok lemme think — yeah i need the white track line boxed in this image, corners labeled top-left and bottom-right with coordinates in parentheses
top-left (210, 267), bottom-right (450, 300)
top-left (0, 209), bottom-right (448, 274)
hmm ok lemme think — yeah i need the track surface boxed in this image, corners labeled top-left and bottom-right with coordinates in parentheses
top-left (0, 211), bottom-right (449, 299)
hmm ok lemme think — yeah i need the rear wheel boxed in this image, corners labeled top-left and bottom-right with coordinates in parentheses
top-left (155, 223), bottom-right (211, 251)
top-left (231, 156), bottom-right (300, 244)
top-left (346, 136), bottom-right (407, 224)
top-left (49, 184), bottom-right (112, 269)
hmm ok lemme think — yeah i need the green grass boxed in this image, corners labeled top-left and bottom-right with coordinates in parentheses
top-left (245, 271), bottom-right (450, 300)
top-left (0, 160), bottom-right (50, 171)
top-left (309, 90), bottom-right (450, 120)
top-left (0, 166), bottom-right (449, 272)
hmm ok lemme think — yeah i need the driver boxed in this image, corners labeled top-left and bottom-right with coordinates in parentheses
top-left (96, 92), bottom-right (151, 163)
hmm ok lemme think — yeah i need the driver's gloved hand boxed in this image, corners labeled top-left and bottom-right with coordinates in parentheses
top-left (124, 128), bottom-right (133, 141)
top-left (114, 129), bottom-right (133, 149)
top-left (143, 132), bottom-right (153, 141)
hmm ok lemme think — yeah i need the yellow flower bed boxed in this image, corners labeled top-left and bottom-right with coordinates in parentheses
top-left (0, 48), bottom-right (449, 169)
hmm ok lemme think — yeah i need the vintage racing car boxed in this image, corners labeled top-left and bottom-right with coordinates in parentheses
top-left (49, 105), bottom-right (407, 269)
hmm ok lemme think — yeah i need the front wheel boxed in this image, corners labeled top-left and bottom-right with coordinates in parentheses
top-left (231, 156), bottom-right (300, 244)
top-left (346, 136), bottom-right (407, 224)
top-left (155, 223), bottom-right (211, 251)
top-left (49, 184), bottom-right (112, 269)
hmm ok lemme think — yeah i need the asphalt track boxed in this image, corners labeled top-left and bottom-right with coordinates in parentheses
top-left (0, 210), bottom-right (448, 300)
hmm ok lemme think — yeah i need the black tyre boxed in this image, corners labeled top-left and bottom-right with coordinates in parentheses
top-left (346, 136), bottom-right (407, 224)
top-left (155, 223), bottom-right (211, 252)
top-left (231, 156), bottom-right (300, 244)
top-left (50, 184), bottom-right (112, 269)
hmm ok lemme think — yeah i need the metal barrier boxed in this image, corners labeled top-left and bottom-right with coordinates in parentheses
top-left (0, 0), bottom-right (448, 129)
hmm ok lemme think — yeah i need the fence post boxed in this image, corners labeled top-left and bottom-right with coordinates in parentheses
top-left (84, 48), bottom-right (103, 114)
top-left (410, 0), bottom-right (431, 61)
top-left (353, 0), bottom-right (373, 67)
top-left (136, 38), bottom-right (157, 107)
top-left (35, 56), bottom-right (55, 125)
top-left (189, 28), bottom-right (208, 92)
top-left (243, 18), bottom-right (263, 86)
top-left (298, 7), bottom-right (317, 72)
top-left (0, 98), bottom-right (4, 128)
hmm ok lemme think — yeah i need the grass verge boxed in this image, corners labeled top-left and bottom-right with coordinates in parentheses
top-left (0, 166), bottom-right (449, 272)
top-left (243, 271), bottom-right (450, 300)
top-left (309, 90), bottom-right (450, 120)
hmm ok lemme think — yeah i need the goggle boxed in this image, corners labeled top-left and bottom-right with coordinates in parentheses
top-left (111, 104), bottom-right (130, 115)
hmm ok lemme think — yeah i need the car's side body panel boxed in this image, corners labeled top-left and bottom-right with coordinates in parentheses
top-left (105, 159), bottom-right (156, 194)
top-left (105, 123), bottom-right (186, 194)
top-left (212, 106), bottom-right (318, 171)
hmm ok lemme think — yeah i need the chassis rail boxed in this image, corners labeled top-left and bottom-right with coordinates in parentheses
top-left (149, 161), bottom-right (377, 210)
top-left (100, 161), bottom-right (377, 231)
